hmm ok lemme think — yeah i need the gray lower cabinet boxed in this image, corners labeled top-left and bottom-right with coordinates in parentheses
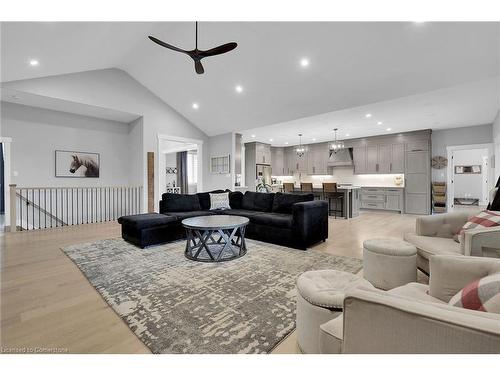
top-left (361, 187), bottom-right (404, 212)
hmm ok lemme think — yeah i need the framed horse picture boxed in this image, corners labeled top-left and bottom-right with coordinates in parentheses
top-left (55, 150), bottom-right (100, 178)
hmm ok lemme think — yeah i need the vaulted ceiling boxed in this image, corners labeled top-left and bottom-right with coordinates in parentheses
top-left (1, 22), bottom-right (499, 137)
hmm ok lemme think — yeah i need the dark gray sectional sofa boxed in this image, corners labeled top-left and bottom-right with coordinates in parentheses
top-left (118, 190), bottom-right (328, 250)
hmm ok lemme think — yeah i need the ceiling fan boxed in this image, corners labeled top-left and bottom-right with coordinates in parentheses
top-left (148, 22), bottom-right (237, 74)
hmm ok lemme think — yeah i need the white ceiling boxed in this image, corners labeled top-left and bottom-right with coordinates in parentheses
top-left (1, 87), bottom-right (141, 123)
top-left (241, 77), bottom-right (500, 146)
top-left (1, 22), bottom-right (500, 137)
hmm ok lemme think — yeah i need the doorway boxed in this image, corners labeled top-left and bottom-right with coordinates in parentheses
top-left (447, 144), bottom-right (494, 211)
top-left (156, 135), bottom-right (204, 212)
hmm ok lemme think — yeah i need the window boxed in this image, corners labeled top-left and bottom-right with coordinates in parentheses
top-left (187, 152), bottom-right (198, 184)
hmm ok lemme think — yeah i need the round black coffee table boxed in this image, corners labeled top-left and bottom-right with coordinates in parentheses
top-left (182, 215), bottom-right (249, 262)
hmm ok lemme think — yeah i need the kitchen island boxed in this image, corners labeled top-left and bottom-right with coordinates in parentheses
top-left (288, 185), bottom-right (361, 220)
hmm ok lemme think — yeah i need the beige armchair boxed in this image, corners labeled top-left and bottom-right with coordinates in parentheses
top-left (404, 210), bottom-right (500, 274)
top-left (320, 255), bottom-right (500, 354)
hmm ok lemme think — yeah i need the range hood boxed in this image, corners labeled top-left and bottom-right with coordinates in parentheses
top-left (327, 147), bottom-right (353, 167)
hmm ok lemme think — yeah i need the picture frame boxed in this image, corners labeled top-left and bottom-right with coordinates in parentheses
top-left (55, 150), bottom-right (100, 178)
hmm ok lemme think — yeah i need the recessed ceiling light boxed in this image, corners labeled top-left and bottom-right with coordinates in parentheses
top-left (377, 121), bottom-right (383, 125)
top-left (235, 85), bottom-right (243, 93)
top-left (300, 58), bottom-right (310, 67)
top-left (345, 133), bottom-right (350, 137)
top-left (284, 142), bottom-right (289, 145)
top-left (269, 138), bottom-right (274, 142)
top-left (365, 113), bottom-right (372, 118)
top-left (386, 128), bottom-right (392, 131)
top-left (251, 134), bottom-right (256, 138)
top-left (312, 138), bottom-right (316, 141)
top-left (192, 103), bottom-right (199, 110)
top-left (29, 59), bottom-right (39, 66)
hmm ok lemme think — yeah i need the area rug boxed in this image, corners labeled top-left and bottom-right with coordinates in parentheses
top-left (61, 238), bottom-right (362, 354)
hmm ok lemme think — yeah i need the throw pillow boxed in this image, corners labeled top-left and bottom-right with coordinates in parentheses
top-left (209, 192), bottom-right (231, 210)
top-left (459, 210), bottom-right (500, 235)
top-left (448, 273), bottom-right (500, 314)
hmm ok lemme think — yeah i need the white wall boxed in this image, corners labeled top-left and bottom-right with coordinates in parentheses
top-left (493, 109), bottom-right (500, 183)
top-left (2, 102), bottom-right (133, 187)
top-left (432, 124), bottom-right (493, 182)
top-left (452, 148), bottom-right (489, 202)
top-left (204, 132), bottom-right (234, 191)
top-left (2, 68), bottom-right (208, 210)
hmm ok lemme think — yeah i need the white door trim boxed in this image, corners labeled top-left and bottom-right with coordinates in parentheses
top-left (446, 143), bottom-right (494, 210)
top-left (156, 134), bottom-right (204, 212)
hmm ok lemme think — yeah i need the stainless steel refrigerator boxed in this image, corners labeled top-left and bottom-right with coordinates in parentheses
top-left (256, 164), bottom-right (272, 186)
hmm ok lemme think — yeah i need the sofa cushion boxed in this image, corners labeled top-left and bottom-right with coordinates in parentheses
top-left (272, 192), bottom-right (314, 214)
top-left (166, 210), bottom-right (215, 221)
top-left (404, 232), bottom-right (463, 260)
top-left (250, 212), bottom-right (293, 229)
top-left (449, 273), bottom-right (500, 314)
top-left (387, 282), bottom-right (445, 304)
top-left (241, 191), bottom-right (275, 212)
top-left (161, 193), bottom-right (201, 212)
top-left (214, 209), bottom-right (262, 218)
top-left (118, 213), bottom-right (176, 230)
top-left (228, 190), bottom-right (243, 209)
top-left (196, 190), bottom-right (225, 210)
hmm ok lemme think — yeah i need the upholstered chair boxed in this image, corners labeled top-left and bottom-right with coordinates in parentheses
top-left (319, 255), bottom-right (500, 354)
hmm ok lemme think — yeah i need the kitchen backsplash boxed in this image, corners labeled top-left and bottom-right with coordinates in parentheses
top-left (273, 167), bottom-right (404, 187)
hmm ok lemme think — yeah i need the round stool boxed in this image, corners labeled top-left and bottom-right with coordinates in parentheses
top-left (296, 269), bottom-right (373, 354)
top-left (363, 238), bottom-right (417, 290)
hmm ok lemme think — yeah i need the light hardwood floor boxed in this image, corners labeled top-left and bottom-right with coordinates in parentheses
top-left (1, 211), bottom-right (418, 354)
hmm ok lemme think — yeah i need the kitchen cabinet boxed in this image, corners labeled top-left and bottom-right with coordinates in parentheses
top-left (255, 142), bottom-right (271, 164)
top-left (354, 143), bottom-right (407, 175)
top-left (366, 145), bottom-right (379, 173)
top-left (391, 143), bottom-right (405, 173)
top-left (285, 146), bottom-right (307, 174)
top-left (378, 144), bottom-right (392, 173)
top-left (271, 147), bottom-right (285, 175)
top-left (353, 147), bottom-right (367, 174)
top-left (405, 150), bottom-right (430, 215)
top-left (307, 143), bottom-right (328, 175)
top-left (360, 187), bottom-right (404, 212)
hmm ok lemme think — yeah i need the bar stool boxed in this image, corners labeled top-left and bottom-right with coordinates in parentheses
top-left (301, 183), bottom-right (313, 193)
top-left (322, 183), bottom-right (344, 218)
top-left (282, 182), bottom-right (295, 193)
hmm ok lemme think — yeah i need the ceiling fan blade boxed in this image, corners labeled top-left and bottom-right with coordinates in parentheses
top-left (194, 60), bottom-right (205, 74)
top-left (148, 36), bottom-right (189, 54)
top-left (199, 42), bottom-right (237, 58)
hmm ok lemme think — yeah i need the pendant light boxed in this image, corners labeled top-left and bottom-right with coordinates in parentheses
top-left (329, 128), bottom-right (345, 154)
top-left (296, 134), bottom-right (306, 158)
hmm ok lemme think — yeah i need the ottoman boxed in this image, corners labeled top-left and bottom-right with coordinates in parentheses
top-left (296, 270), bottom-right (373, 354)
top-left (118, 213), bottom-right (178, 248)
top-left (363, 238), bottom-right (417, 290)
